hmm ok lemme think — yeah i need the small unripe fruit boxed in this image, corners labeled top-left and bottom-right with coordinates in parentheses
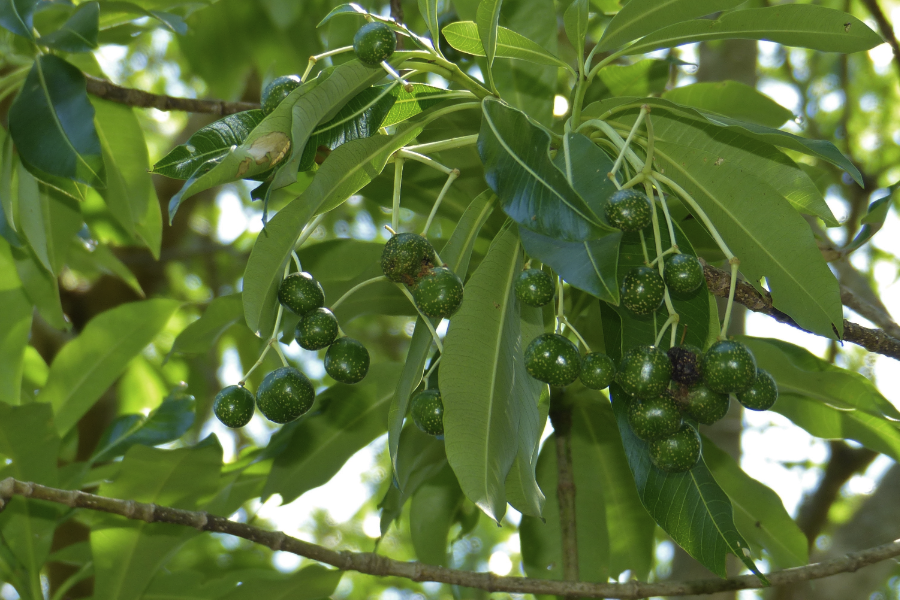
top-left (605, 188), bottom-right (652, 232)
top-left (664, 254), bottom-right (705, 294)
top-left (256, 367), bottom-right (315, 424)
top-left (381, 233), bottom-right (435, 285)
top-left (411, 389), bottom-right (444, 436)
top-left (667, 344), bottom-right (703, 386)
top-left (702, 340), bottom-right (757, 394)
top-left (324, 337), bottom-right (370, 384)
top-left (621, 267), bottom-right (666, 316)
top-left (627, 394), bottom-right (683, 441)
top-left (278, 272), bottom-right (325, 316)
top-left (294, 308), bottom-right (339, 350)
top-left (736, 369), bottom-right (778, 411)
top-left (649, 424), bottom-right (702, 473)
top-left (617, 346), bottom-right (672, 398)
top-left (261, 74), bottom-right (302, 114)
top-left (683, 384), bottom-right (730, 425)
top-left (580, 352), bottom-right (616, 390)
top-left (515, 268), bottom-right (555, 307)
top-left (353, 22), bottom-right (396, 66)
top-left (214, 385), bottom-right (255, 428)
top-left (524, 333), bottom-right (582, 387)
top-left (414, 267), bottom-right (464, 319)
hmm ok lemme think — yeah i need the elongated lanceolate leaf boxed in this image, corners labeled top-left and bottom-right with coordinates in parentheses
top-left (98, 2), bottom-right (188, 35)
top-left (169, 294), bottom-right (243, 356)
top-left (623, 4), bottom-right (883, 56)
top-left (595, 60), bottom-right (669, 99)
top-left (39, 1), bottom-right (99, 53)
top-left (564, 0), bottom-right (589, 70)
top-left (16, 163), bottom-right (81, 276)
top-left (91, 392), bottom-right (196, 463)
top-left (479, 98), bottom-right (611, 241)
top-left (418, 0), bottom-right (440, 49)
top-left (475, 0), bottom-right (502, 91)
top-left (9, 55), bottom-right (105, 188)
top-left (662, 81), bottom-right (794, 128)
top-left (442, 21), bottom-right (571, 71)
top-left (597, 0), bottom-right (747, 52)
top-left (0, 0), bottom-right (37, 38)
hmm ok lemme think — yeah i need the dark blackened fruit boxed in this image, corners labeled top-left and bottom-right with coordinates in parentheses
top-left (627, 395), bottom-right (683, 441)
top-left (294, 308), bottom-right (339, 350)
top-left (515, 268), bottom-right (555, 307)
top-left (411, 389), bottom-right (444, 436)
top-left (524, 333), bottom-right (582, 386)
top-left (353, 22), bottom-right (397, 65)
top-left (736, 369), bottom-right (778, 411)
top-left (667, 344), bottom-right (703, 386)
top-left (278, 272), bottom-right (325, 316)
top-left (261, 74), bottom-right (302, 114)
top-left (580, 352), bottom-right (616, 390)
top-left (605, 188), bottom-right (652, 232)
top-left (649, 424), bottom-right (702, 473)
top-left (664, 254), bottom-right (705, 294)
top-left (621, 267), bottom-right (666, 315)
top-left (324, 337), bottom-right (370, 384)
top-left (702, 340), bottom-right (757, 394)
top-left (617, 346), bottom-right (672, 397)
top-left (684, 383), bottom-right (730, 425)
top-left (213, 385), bottom-right (255, 428)
top-left (381, 233), bottom-right (435, 285)
top-left (414, 267), bottom-right (464, 319)
top-left (256, 367), bottom-right (315, 424)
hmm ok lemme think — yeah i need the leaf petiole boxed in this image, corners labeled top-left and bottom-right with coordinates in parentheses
top-left (404, 134), bottom-right (479, 154)
top-left (560, 316), bottom-right (591, 353)
top-left (330, 276), bottom-right (389, 311)
top-left (301, 46), bottom-right (354, 82)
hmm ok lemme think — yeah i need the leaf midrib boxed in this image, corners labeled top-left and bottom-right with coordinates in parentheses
top-left (689, 469), bottom-right (756, 573)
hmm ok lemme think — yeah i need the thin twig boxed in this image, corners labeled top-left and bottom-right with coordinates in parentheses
top-left (860, 0), bottom-right (900, 83)
top-left (84, 75), bottom-right (259, 115)
top-left (4, 477), bottom-right (900, 598)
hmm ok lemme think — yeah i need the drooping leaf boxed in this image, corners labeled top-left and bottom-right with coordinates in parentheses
top-left (594, 59), bottom-right (669, 99)
top-left (0, 129), bottom-right (19, 246)
top-left (381, 424), bottom-right (448, 535)
top-left (39, 1), bottom-right (99, 52)
top-left (9, 55), bottom-right (105, 188)
top-left (410, 464), bottom-right (464, 566)
top-left (68, 241), bottom-right (144, 297)
top-left (91, 392), bottom-right (196, 463)
top-left (169, 294), bottom-right (244, 356)
top-left (144, 566), bottom-right (343, 600)
top-left (36, 298), bottom-right (182, 436)
top-left (475, 0), bottom-right (502, 91)
top-left (564, 0), bottom-right (589, 71)
top-left (442, 21), bottom-right (572, 72)
top-left (16, 164), bottom-right (82, 276)
top-left (0, 0), bottom-right (37, 38)
top-left (597, 0), bottom-right (747, 52)
top-left (0, 252), bottom-right (31, 404)
top-left (623, 4), bottom-right (883, 56)
top-left (417, 0), bottom-right (440, 49)
top-left (662, 81), bottom-right (795, 128)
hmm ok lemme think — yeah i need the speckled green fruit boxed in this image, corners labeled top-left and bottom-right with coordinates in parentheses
top-left (580, 352), bottom-right (616, 390)
top-left (621, 267), bottom-right (666, 316)
top-left (736, 369), bottom-right (778, 411)
top-left (411, 389), bottom-right (444, 436)
top-left (702, 340), bottom-right (757, 394)
top-left (684, 384), bottom-right (730, 425)
top-left (524, 333), bottom-right (582, 386)
top-left (261, 74), bottom-right (302, 114)
top-left (213, 385), bottom-right (255, 428)
top-left (414, 267), bottom-right (463, 319)
top-left (294, 308), bottom-right (339, 350)
top-left (256, 367), bottom-right (315, 424)
top-left (667, 344), bottom-right (703, 386)
top-left (649, 424), bottom-right (702, 473)
top-left (627, 395), bottom-right (683, 441)
top-left (514, 269), bottom-right (555, 307)
top-left (605, 188), bottom-right (652, 232)
top-left (381, 233), bottom-right (434, 285)
top-left (324, 337), bottom-right (370, 384)
top-left (353, 22), bottom-right (396, 65)
top-left (617, 346), bottom-right (672, 397)
top-left (664, 253), bottom-right (704, 294)
top-left (278, 272), bottom-right (325, 316)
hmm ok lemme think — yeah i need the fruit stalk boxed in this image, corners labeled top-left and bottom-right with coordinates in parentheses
top-left (330, 276), bottom-right (390, 311)
top-left (391, 156), bottom-right (405, 232)
top-left (609, 106), bottom-right (647, 181)
top-left (560, 316), bottom-right (591, 353)
top-left (643, 179), bottom-right (679, 339)
top-left (556, 277), bottom-right (565, 334)
top-left (240, 261), bottom-right (291, 384)
top-left (397, 285), bottom-right (444, 352)
top-left (720, 260), bottom-right (741, 338)
top-left (300, 46), bottom-right (354, 82)
top-left (422, 168), bottom-right (460, 236)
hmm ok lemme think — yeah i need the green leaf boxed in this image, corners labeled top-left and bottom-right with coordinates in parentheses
top-left (68, 240), bottom-right (145, 298)
top-left (564, 0), bottom-right (589, 68)
top-left (92, 443), bottom-right (222, 600)
top-left (98, 2), bottom-right (187, 35)
top-left (218, 565), bottom-right (343, 600)
top-left (91, 393), bottom-right (196, 463)
top-left (594, 59), bottom-right (669, 99)
top-left (475, 0), bottom-right (502, 91)
top-left (0, 0), bottom-right (37, 38)
top-left (479, 98), bottom-right (612, 242)
top-left (418, 0), bottom-right (440, 50)
top-left (597, 0), bottom-right (746, 52)
top-left (36, 298), bottom-right (182, 436)
top-left (442, 223), bottom-right (540, 522)
top-left (381, 424), bottom-right (448, 534)
top-left (0, 259), bottom-right (32, 405)
top-left (9, 55), bottom-right (105, 188)
top-left (410, 464), bottom-right (464, 566)
top-left (39, 1), bottom-right (99, 52)
top-left (662, 81), bottom-right (795, 128)
top-left (623, 4), bottom-right (884, 56)
top-left (388, 191), bottom-right (497, 478)
top-left (702, 435), bottom-right (808, 569)
top-left (169, 294), bottom-right (244, 356)
top-left (17, 164), bottom-right (82, 276)
top-left (0, 130), bottom-right (20, 246)
top-left (442, 21), bottom-right (572, 71)
top-left (10, 243), bottom-right (66, 329)
top-left (144, 566), bottom-right (342, 600)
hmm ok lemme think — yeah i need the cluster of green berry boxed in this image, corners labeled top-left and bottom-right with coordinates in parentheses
top-left (606, 189), bottom-right (706, 313)
top-left (619, 340), bottom-right (778, 472)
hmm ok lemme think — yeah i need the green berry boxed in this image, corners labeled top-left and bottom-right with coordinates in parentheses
top-left (515, 268), bottom-right (555, 307)
top-left (278, 272), bottom-right (325, 316)
top-left (667, 344), bottom-right (704, 386)
top-left (617, 346), bottom-right (672, 397)
top-left (381, 233), bottom-right (435, 285)
top-left (524, 333), bottom-right (582, 387)
top-left (649, 424), bottom-right (702, 473)
top-left (664, 254), bottom-right (705, 294)
top-left (605, 189), bottom-right (652, 232)
top-left (353, 22), bottom-right (396, 66)
top-left (702, 340), bottom-right (757, 394)
top-left (213, 385), bottom-right (255, 428)
top-left (627, 395), bottom-right (683, 441)
top-left (683, 384), bottom-right (730, 425)
top-left (261, 74), bottom-right (302, 115)
top-left (580, 352), bottom-right (616, 390)
top-left (256, 367), bottom-right (315, 424)
top-left (736, 369), bottom-right (778, 411)
top-left (414, 267), bottom-right (464, 319)
top-left (324, 337), bottom-right (370, 384)
top-left (294, 308), bottom-right (339, 350)
top-left (621, 267), bottom-right (666, 316)
top-left (411, 389), bottom-right (444, 436)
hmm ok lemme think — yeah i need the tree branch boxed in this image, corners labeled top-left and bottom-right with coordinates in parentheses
top-left (5, 477), bottom-right (900, 599)
top-left (860, 0), bottom-right (900, 83)
top-left (84, 75), bottom-right (260, 115)
top-left (702, 263), bottom-right (900, 361)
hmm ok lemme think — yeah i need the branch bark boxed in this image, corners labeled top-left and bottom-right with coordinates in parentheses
top-left (84, 75), bottom-right (260, 115)
top-left (5, 477), bottom-right (900, 599)
top-left (702, 263), bottom-right (900, 361)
